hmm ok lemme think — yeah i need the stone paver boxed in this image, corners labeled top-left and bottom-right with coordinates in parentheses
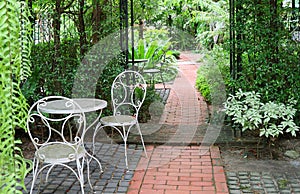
top-left (226, 171), bottom-right (300, 194)
top-left (23, 143), bottom-right (142, 193)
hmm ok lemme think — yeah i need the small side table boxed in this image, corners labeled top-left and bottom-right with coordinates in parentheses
top-left (128, 59), bottom-right (148, 72)
top-left (39, 98), bottom-right (107, 131)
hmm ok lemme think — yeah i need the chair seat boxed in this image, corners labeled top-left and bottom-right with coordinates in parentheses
top-left (36, 143), bottom-right (85, 163)
top-left (100, 115), bottom-right (136, 126)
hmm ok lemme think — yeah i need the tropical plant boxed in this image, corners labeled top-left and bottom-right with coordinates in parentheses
top-left (190, 0), bottom-right (229, 49)
top-left (224, 89), bottom-right (299, 139)
top-left (129, 35), bottom-right (178, 83)
top-left (0, 1), bottom-right (32, 192)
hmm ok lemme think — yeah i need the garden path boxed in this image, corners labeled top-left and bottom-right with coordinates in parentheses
top-left (23, 51), bottom-right (229, 193)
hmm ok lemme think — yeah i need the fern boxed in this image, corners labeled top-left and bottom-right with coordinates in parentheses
top-left (0, 0), bottom-right (32, 193)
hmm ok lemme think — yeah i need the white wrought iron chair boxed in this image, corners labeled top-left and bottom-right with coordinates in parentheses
top-left (27, 96), bottom-right (102, 194)
top-left (92, 70), bottom-right (148, 169)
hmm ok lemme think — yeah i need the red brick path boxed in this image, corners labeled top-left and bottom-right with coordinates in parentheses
top-left (128, 52), bottom-right (229, 194)
top-left (128, 145), bottom-right (228, 194)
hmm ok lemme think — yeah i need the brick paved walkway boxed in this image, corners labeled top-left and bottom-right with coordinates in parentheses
top-left (127, 145), bottom-right (228, 194)
top-left (126, 52), bottom-right (228, 194)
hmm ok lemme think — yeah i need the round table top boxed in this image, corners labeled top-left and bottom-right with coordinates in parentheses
top-left (38, 98), bottom-right (107, 114)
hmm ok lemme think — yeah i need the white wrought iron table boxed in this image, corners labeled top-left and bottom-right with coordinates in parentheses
top-left (39, 98), bottom-right (107, 131)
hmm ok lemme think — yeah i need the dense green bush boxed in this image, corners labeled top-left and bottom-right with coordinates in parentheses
top-left (195, 46), bottom-right (230, 103)
top-left (230, 0), bottom-right (300, 119)
top-left (22, 39), bottom-right (80, 105)
top-left (196, 66), bottom-right (211, 102)
top-left (22, 39), bottom-right (124, 111)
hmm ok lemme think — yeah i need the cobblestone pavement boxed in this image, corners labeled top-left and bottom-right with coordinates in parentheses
top-left (23, 143), bottom-right (143, 193)
top-left (226, 171), bottom-right (300, 194)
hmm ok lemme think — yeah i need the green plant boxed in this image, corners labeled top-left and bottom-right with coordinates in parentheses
top-left (224, 89), bottom-right (299, 138)
top-left (95, 59), bottom-right (124, 116)
top-left (196, 71), bottom-right (211, 102)
top-left (22, 38), bottom-right (80, 104)
top-left (138, 87), bottom-right (163, 123)
top-left (195, 45), bottom-right (230, 104)
top-left (0, 1), bottom-right (32, 192)
top-left (229, 0), bottom-right (300, 121)
top-left (129, 36), bottom-right (178, 83)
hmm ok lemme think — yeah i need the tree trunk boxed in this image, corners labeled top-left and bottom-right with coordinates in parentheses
top-left (53, 0), bottom-right (62, 94)
top-left (91, 0), bottom-right (108, 44)
top-left (78, 0), bottom-right (87, 56)
top-left (54, 0), bottom-right (61, 62)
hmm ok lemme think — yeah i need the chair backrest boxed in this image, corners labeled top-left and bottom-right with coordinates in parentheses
top-left (27, 96), bottom-right (86, 152)
top-left (111, 70), bottom-right (147, 118)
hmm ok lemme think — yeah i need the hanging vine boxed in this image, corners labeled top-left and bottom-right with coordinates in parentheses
top-left (0, 0), bottom-right (32, 193)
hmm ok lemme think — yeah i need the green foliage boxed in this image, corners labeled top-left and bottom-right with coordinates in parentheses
top-left (22, 39), bottom-right (80, 104)
top-left (129, 31), bottom-right (178, 83)
top-left (191, 0), bottom-right (229, 49)
top-left (195, 45), bottom-right (230, 103)
top-left (196, 69), bottom-right (211, 102)
top-left (224, 89), bottom-right (299, 138)
top-left (95, 60), bottom-right (124, 116)
top-left (0, 1), bottom-right (32, 192)
top-left (230, 0), bottom-right (300, 119)
top-left (138, 87), bottom-right (163, 123)
top-left (151, 0), bottom-right (229, 50)
top-left (25, 38), bottom-right (124, 117)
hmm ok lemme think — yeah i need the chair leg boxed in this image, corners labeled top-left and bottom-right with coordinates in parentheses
top-left (122, 125), bottom-right (129, 170)
top-left (30, 158), bottom-right (39, 194)
top-left (160, 72), bottom-right (166, 90)
top-left (76, 158), bottom-right (85, 194)
top-left (91, 124), bottom-right (104, 173)
top-left (136, 123), bottom-right (148, 158)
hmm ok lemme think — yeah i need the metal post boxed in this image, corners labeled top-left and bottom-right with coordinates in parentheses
top-left (120, 0), bottom-right (129, 69)
top-left (131, 0), bottom-right (134, 68)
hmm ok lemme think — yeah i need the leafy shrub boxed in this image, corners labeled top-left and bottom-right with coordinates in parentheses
top-left (229, 0), bottom-right (300, 122)
top-left (224, 89), bottom-right (299, 138)
top-left (23, 38), bottom-right (124, 111)
top-left (196, 66), bottom-right (211, 102)
top-left (95, 60), bottom-right (124, 116)
top-left (195, 45), bottom-right (230, 104)
top-left (22, 39), bottom-right (80, 105)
